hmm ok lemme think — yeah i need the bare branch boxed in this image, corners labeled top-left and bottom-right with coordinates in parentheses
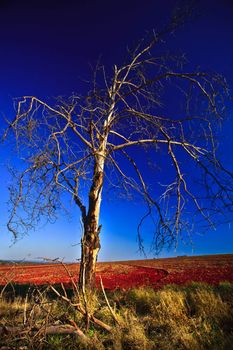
top-left (4, 21), bottom-right (232, 286)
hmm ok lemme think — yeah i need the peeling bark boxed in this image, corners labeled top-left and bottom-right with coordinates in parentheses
top-left (79, 155), bottom-right (104, 289)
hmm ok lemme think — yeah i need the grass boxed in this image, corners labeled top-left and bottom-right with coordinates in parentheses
top-left (0, 282), bottom-right (233, 349)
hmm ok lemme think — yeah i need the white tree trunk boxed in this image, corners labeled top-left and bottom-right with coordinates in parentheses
top-left (79, 153), bottom-right (105, 289)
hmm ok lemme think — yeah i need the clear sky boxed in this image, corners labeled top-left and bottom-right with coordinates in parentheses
top-left (0, 0), bottom-right (233, 262)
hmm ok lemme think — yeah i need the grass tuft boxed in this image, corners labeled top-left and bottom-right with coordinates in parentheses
top-left (0, 282), bottom-right (233, 349)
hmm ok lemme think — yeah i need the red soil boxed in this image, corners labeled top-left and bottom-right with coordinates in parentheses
top-left (0, 254), bottom-right (232, 290)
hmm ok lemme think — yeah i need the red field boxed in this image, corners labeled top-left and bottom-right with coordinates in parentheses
top-left (0, 254), bottom-right (233, 290)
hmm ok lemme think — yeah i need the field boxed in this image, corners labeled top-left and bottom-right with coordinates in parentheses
top-left (0, 254), bottom-right (233, 290)
top-left (0, 254), bottom-right (233, 349)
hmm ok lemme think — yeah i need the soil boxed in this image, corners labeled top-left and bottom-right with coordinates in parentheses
top-left (0, 254), bottom-right (232, 290)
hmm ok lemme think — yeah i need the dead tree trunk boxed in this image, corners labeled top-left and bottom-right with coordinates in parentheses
top-left (79, 154), bottom-right (104, 289)
top-left (78, 88), bottom-right (116, 290)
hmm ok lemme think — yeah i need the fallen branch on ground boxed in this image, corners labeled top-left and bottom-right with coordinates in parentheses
top-left (50, 284), bottom-right (112, 332)
top-left (0, 324), bottom-right (90, 344)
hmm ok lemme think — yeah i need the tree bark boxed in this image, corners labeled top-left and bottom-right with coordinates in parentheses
top-left (78, 95), bottom-right (115, 290)
top-left (79, 154), bottom-right (104, 289)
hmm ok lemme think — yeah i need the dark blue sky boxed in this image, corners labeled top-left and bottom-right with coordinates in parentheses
top-left (0, 0), bottom-right (233, 261)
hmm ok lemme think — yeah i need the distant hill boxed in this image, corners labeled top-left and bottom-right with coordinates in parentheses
top-left (0, 259), bottom-right (55, 265)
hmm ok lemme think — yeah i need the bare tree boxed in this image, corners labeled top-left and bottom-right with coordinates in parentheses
top-left (4, 14), bottom-right (233, 289)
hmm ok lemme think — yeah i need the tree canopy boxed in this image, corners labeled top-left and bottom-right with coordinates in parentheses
top-left (4, 13), bottom-right (233, 287)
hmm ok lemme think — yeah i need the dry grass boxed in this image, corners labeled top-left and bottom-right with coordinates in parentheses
top-left (0, 282), bottom-right (233, 349)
